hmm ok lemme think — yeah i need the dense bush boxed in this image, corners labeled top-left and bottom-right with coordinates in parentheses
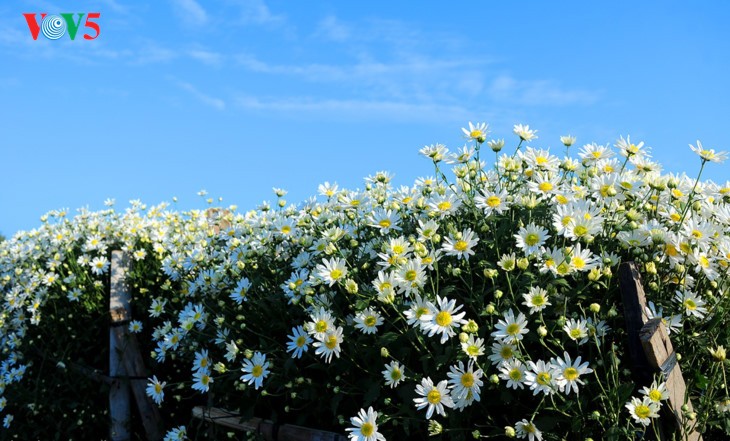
top-left (1, 124), bottom-right (729, 440)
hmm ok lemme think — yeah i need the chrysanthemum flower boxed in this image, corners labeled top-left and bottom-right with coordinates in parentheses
top-left (346, 407), bottom-right (385, 441)
top-left (625, 396), bottom-right (661, 426)
top-left (413, 377), bottom-right (454, 419)
top-left (382, 361), bottom-right (406, 388)
top-left (421, 295), bottom-right (467, 344)
top-left (240, 351), bottom-right (270, 390)
top-left (491, 309), bottom-right (529, 344)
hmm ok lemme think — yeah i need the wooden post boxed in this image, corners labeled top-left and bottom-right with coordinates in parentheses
top-left (192, 406), bottom-right (348, 441)
top-left (619, 262), bottom-right (654, 385)
top-left (110, 250), bottom-right (132, 441)
top-left (206, 208), bottom-right (231, 234)
top-left (641, 319), bottom-right (702, 441)
top-left (110, 251), bottom-right (165, 441)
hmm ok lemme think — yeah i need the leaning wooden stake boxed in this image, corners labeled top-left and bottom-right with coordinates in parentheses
top-left (192, 406), bottom-right (348, 441)
top-left (619, 261), bottom-right (702, 441)
top-left (641, 319), bottom-right (702, 441)
top-left (110, 251), bottom-right (165, 441)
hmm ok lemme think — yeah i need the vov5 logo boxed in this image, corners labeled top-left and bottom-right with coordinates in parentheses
top-left (23, 13), bottom-right (101, 40)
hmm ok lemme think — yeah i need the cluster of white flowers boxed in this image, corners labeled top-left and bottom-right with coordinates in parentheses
top-left (0, 124), bottom-right (728, 438)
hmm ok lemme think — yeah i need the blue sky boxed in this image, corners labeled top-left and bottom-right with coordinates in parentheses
top-left (1, 0), bottom-right (728, 236)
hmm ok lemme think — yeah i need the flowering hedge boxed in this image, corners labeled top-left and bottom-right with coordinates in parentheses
top-left (1, 124), bottom-right (729, 440)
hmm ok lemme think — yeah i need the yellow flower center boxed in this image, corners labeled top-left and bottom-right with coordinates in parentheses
top-left (531, 295), bottom-right (545, 306)
top-left (561, 216), bottom-right (573, 227)
top-left (315, 320), bottom-right (328, 333)
top-left (501, 346), bottom-right (513, 359)
top-left (665, 244), bottom-right (678, 257)
top-left (570, 328), bottom-right (583, 339)
top-left (454, 240), bottom-right (468, 252)
top-left (325, 334), bottom-right (338, 350)
top-left (405, 270), bottom-right (417, 282)
top-left (154, 383), bottom-right (162, 394)
top-left (649, 389), bottom-right (662, 402)
top-left (252, 365), bottom-right (263, 378)
top-left (392, 244), bottom-right (405, 254)
top-left (281, 225), bottom-right (291, 234)
top-left (390, 369), bottom-right (402, 381)
top-left (437, 201), bottom-right (452, 211)
top-left (427, 389), bottom-right (441, 404)
top-left (563, 367), bottom-right (578, 381)
top-left (364, 315), bottom-right (377, 327)
top-left (509, 369), bottom-right (522, 381)
top-left (296, 335), bottom-right (307, 347)
top-left (572, 257), bottom-right (586, 269)
top-left (556, 194), bottom-right (568, 204)
top-left (470, 130), bottom-right (483, 138)
top-left (506, 323), bottom-right (520, 335)
top-left (435, 311), bottom-right (452, 327)
top-left (525, 233), bottom-right (540, 246)
top-left (538, 182), bottom-right (553, 192)
top-left (699, 255), bottom-right (710, 268)
top-left (574, 225), bottom-right (588, 236)
top-left (330, 269), bottom-right (343, 280)
top-left (684, 299), bottom-right (697, 310)
top-left (200, 358), bottom-right (208, 368)
top-left (487, 196), bottom-right (501, 207)
top-left (379, 219), bottom-right (391, 228)
top-left (557, 262), bottom-right (571, 275)
top-left (360, 422), bottom-right (375, 436)
top-left (461, 372), bottom-right (475, 388)
top-left (536, 372), bottom-right (551, 386)
top-left (635, 404), bottom-right (651, 419)
top-left (536, 156), bottom-right (548, 165)
top-left (467, 345), bottom-right (480, 356)
top-left (591, 151), bottom-right (602, 159)
top-left (416, 306), bottom-right (429, 319)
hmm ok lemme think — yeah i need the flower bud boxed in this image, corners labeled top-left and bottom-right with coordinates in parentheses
top-left (537, 326), bottom-right (548, 337)
top-left (464, 319), bottom-right (479, 334)
top-left (589, 303), bottom-right (601, 313)
top-left (380, 347), bottom-right (390, 358)
top-left (505, 426), bottom-right (516, 437)
top-left (459, 332), bottom-right (469, 343)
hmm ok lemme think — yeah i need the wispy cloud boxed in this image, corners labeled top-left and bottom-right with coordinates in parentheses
top-left (230, 0), bottom-right (285, 26)
top-left (315, 16), bottom-right (350, 42)
top-left (176, 80), bottom-right (226, 110)
top-left (489, 74), bottom-right (600, 106)
top-left (188, 48), bottom-right (223, 66)
top-left (132, 43), bottom-right (177, 64)
top-left (235, 94), bottom-right (473, 122)
top-left (170, 0), bottom-right (208, 27)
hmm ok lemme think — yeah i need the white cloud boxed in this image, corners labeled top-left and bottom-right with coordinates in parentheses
top-left (170, 0), bottom-right (208, 27)
top-left (189, 49), bottom-right (223, 66)
top-left (235, 94), bottom-right (472, 122)
top-left (316, 16), bottom-right (350, 42)
top-left (233, 0), bottom-right (285, 25)
top-left (177, 81), bottom-right (226, 110)
top-left (489, 74), bottom-right (599, 106)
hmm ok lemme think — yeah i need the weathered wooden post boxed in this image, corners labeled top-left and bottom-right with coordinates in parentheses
top-left (110, 250), bottom-right (165, 441)
top-left (110, 250), bottom-right (132, 441)
top-left (641, 319), bottom-right (701, 441)
top-left (619, 261), bottom-right (702, 441)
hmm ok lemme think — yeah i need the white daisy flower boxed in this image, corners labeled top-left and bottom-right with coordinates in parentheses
top-left (514, 223), bottom-right (551, 256)
top-left (240, 351), bottom-right (270, 390)
top-left (354, 308), bottom-right (384, 335)
top-left (421, 295), bottom-right (467, 344)
top-left (346, 407), bottom-right (385, 441)
top-left (413, 377), bottom-right (454, 419)
top-left (382, 361), bottom-right (406, 388)
top-left (491, 309), bottom-right (529, 344)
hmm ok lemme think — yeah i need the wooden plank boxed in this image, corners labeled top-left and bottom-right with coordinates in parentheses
top-left (111, 250), bottom-right (165, 441)
top-left (192, 406), bottom-right (348, 441)
top-left (110, 250), bottom-right (132, 441)
top-left (640, 318), bottom-right (702, 441)
top-left (619, 261), bottom-right (654, 386)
